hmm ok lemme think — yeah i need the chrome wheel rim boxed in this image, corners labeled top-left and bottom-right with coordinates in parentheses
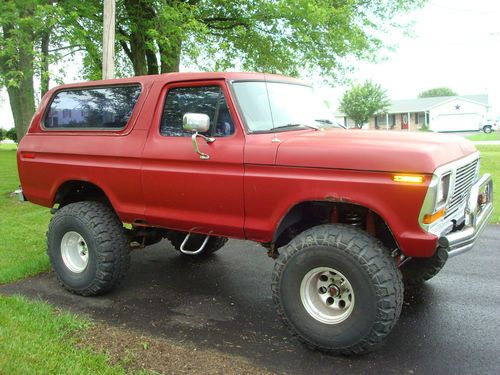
top-left (300, 267), bottom-right (355, 324)
top-left (61, 231), bottom-right (89, 273)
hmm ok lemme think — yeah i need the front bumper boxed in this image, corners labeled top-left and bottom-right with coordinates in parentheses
top-left (438, 173), bottom-right (493, 257)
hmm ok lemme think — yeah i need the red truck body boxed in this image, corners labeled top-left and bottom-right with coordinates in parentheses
top-left (16, 72), bottom-right (494, 355)
top-left (17, 72), bottom-right (479, 258)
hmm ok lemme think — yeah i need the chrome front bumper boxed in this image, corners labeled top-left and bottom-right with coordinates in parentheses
top-left (438, 174), bottom-right (494, 257)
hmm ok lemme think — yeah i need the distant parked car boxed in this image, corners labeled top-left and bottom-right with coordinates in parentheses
top-left (480, 118), bottom-right (498, 133)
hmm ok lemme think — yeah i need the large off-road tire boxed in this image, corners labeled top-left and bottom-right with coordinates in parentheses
top-left (271, 224), bottom-right (403, 355)
top-left (401, 247), bottom-right (448, 288)
top-left (47, 201), bottom-right (130, 296)
top-left (166, 231), bottom-right (228, 256)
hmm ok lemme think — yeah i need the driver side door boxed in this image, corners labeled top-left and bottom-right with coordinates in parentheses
top-left (141, 80), bottom-right (245, 238)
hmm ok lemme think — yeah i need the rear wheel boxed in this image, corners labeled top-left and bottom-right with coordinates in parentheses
top-left (272, 224), bottom-right (403, 355)
top-left (166, 231), bottom-right (228, 256)
top-left (47, 201), bottom-right (130, 296)
top-left (483, 125), bottom-right (492, 133)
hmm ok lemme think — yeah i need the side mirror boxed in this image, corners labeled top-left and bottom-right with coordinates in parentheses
top-left (182, 113), bottom-right (215, 160)
top-left (183, 113), bottom-right (210, 133)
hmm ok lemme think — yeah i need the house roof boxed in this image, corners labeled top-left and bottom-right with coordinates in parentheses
top-left (388, 94), bottom-right (489, 113)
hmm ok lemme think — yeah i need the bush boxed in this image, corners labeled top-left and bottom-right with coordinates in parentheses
top-left (6, 128), bottom-right (17, 143)
top-left (0, 128), bottom-right (6, 141)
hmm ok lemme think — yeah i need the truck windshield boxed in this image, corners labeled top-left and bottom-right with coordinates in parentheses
top-left (232, 81), bottom-right (340, 133)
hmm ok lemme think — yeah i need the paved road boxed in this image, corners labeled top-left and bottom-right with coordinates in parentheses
top-left (2, 226), bottom-right (500, 374)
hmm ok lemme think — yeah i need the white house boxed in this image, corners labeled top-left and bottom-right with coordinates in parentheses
top-left (336, 94), bottom-right (490, 132)
top-left (426, 95), bottom-right (489, 132)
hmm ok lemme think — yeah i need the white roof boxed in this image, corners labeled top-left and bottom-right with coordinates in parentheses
top-left (389, 94), bottom-right (489, 113)
top-left (335, 94), bottom-right (489, 116)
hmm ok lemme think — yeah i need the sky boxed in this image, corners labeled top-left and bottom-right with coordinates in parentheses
top-left (1, 0), bottom-right (500, 129)
top-left (318, 0), bottom-right (500, 111)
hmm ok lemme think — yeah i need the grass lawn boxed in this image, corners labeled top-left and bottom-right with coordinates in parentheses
top-left (476, 145), bottom-right (500, 223)
top-left (0, 144), bottom-right (50, 284)
top-left (466, 132), bottom-right (500, 141)
top-left (0, 295), bottom-right (125, 375)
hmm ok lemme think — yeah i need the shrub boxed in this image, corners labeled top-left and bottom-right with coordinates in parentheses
top-left (6, 128), bottom-right (17, 143)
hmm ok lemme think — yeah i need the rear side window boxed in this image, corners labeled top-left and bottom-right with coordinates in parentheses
top-left (44, 85), bottom-right (141, 130)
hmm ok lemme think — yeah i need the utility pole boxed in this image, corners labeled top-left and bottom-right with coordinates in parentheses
top-left (102, 0), bottom-right (116, 80)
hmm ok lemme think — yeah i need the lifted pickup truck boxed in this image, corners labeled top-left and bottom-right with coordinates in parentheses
top-left (17, 72), bottom-right (493, 355)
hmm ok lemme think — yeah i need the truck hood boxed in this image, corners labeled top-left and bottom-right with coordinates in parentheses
top-left (275, 129), bottom-right (477, 174)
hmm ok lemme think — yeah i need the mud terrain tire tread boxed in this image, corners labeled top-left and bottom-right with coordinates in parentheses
top-left (271, 224), bottom-right (403, 355)
top-left (47, 201), bottom-right (130, 296)
top-left (401, 249), bottom-right (447, 288)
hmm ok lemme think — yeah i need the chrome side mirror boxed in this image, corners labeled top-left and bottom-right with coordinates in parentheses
top-left (183, 113), bottom-right (210, 133)
top-left (182, 113), bottom-right (215, 160)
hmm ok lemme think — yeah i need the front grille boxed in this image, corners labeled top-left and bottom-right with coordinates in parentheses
top-left (444, 158), bottom-right (479, 218)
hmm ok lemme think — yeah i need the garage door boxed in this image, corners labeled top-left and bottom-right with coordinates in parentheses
top-left (432, 113), bottom-right (480, 132)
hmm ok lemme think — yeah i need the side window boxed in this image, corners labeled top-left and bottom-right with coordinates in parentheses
top-left (160, 86), bottom-right (235, 137)
top-left (44, 85), bottom-right (141, 129)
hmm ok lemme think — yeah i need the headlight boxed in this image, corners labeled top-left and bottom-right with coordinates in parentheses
top-left (420, 172), bottom-right (452, 226)
top-left (435, 173), bottom-right (451, 210)
top-left (419, 152), bottom-right (480, 234)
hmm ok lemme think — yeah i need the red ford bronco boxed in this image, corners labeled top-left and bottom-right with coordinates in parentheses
top-left (17, 72), bottom-right (493, 355)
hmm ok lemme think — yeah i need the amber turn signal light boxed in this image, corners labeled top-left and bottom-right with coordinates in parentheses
top-left (423, 208), bottom-right (445, 224)
top-left (392, 175), bottom-right (425, 183)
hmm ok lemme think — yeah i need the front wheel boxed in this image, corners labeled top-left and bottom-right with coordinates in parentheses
top-left (483, 125), bottom-right (492, 133)
top-left (272, 224), bottom-right (403, 355)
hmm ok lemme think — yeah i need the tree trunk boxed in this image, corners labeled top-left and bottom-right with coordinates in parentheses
top-left (6, 87), bottom-right (23, 136)
top-left (146, 48), bottom-right (159, 75)
top-left (12, 41), bottom-right (36, 141)
top-left (123, 0), bottom-right (159, 76)
top-left (129, 33), bottom-right (148, 76)
top-left (40, 31), bottom-right (50, 99)
top-left (159, 37), bottom-right (181, 73)
top-left (1, 7), bottom-right (36, 141)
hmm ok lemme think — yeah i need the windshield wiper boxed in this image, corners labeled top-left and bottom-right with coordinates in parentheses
top-left (270, 123), bottom-right (319, 132)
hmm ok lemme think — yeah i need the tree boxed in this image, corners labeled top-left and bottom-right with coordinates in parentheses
top-left (418, 87), bottom-right (457, 98)
top-left (0, 128), bottom-right (6, 141)
top-left (0, 1), bottom-right (36, 142)
top-left (340, 81), bottom-right (390, 128)
top-left (6, 127), bottom-right (17, 142)
top-left (0, 0), bottom-right (102, 139)
top-left (1, 0), bottom-right (426, 140)
top-left (110, 0), bottom-right (426, 79)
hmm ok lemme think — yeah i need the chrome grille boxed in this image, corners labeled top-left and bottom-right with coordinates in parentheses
top-left (445, 158), bottom-right (479, 218)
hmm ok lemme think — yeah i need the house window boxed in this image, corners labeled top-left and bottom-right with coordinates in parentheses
top-left (417, 112), bottom-right (426, 124)
top-left (375, 114), bottom-right (395, 128)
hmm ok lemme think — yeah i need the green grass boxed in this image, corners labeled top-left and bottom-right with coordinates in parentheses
top-left (0, 295), bottom-right (125, 375)
top-left (0, 144), bottom-right (51, 284)
top-left (466, 132), bottom-right (500, 141)
top-left (477, 145), bottom-right (500, 223)
top-left (0, 144), bottom-right (130, 375)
